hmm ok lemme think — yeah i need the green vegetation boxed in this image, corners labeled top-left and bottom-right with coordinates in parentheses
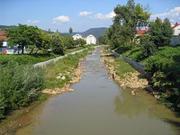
top-left (0, 54), bottom-right (53, 65)
top-left (0, 63), bottom-right (44, 119)
top-left (7, 24), bottom-right (86, 55)
top-left (114, 58), bottom-right (136, 78)
top-left (0, 48), bottom-right (92, 120)
top-left (0, 23), bottom-right (91, 120)
top-left (105, 0), bottom-right (180, 112)
top-left (44, 49), bottom-right (90, 89)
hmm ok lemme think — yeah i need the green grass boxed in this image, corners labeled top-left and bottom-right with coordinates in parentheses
top-left (44, 49), bottom-right (91, 89)
top-left (0, 54), bottom-right (54, 65)
top-left (114, 58), bottom-right (136, 78)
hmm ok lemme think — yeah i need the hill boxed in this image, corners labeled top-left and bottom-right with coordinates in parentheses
top-left (81, 27), bottom-right (107, 38)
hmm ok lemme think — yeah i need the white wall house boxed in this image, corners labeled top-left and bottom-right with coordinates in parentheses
top-left (2, 41), bottom-right (8, 47)
top-left (86, 35), bottom-right (97, 45)
top-left (72, 34), bottom-right (83, 40)
top-left (173, 23), bottom-right (180, 36)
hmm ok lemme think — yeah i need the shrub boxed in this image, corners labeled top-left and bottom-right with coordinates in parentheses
top-left (140, 35), bottom-right (157, 58)
top-left (123, 47), bottom-right (144, 61)
top-left (0, 62), bottom-right (44, 119)
top-left (144, 46), bottom-right (180, 111)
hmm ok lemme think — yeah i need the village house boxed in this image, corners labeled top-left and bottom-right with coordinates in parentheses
top-left (0, 30), bottom-right (26, 54)
top-left (172, 22), bottom-right (180, 36)
top-left (72, 34), bottom-right (97, 45)
top-left (72, 34), bottom-right (83, 40)
top-left (86, 35), bottom-right (97, 45)
top-left (171, 23), bottom-right (180, 45)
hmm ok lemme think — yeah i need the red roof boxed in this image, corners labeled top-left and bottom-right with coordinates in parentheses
top-left (172, 22), bottom-right (180, 29)
top-left (0, 31), bottom-right (7, 41)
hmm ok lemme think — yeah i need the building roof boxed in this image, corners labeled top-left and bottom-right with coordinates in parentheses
top-left (172, 22), bottom-right (180, 29)
top-left (0, 31), bottom-right (7, 41)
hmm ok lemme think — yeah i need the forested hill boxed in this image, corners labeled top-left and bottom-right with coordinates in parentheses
top-left (80, 27), bottom-right (107, 38)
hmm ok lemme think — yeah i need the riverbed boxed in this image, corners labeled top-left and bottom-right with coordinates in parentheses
top-left (14, 48), bottom-right (180, 135)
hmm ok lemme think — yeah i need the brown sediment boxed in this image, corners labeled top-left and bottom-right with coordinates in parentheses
top-left (101, 51), bottom-right (148, 91)
top-left (0, 101), bottom-right (44, 135)
top-left (42, 59), bottom-right (85, 95)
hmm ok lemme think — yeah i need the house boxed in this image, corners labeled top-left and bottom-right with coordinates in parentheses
top-left (172, 22), bottom-right (180, 36)
top-left (86, 35), bottom-right (97, 45)
top-left (72, 34), bottom-right (97, 45)
top-left (171, 22), bottom-right (180, 46)
top-left (72, 34), bottom-right (83, 40)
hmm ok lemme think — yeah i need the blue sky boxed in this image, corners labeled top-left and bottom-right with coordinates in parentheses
top-left (1, 0), bottom-right (180, 32)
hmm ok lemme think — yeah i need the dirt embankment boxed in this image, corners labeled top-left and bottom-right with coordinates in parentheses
top-left (102, 52), bottom-right (148, 93)
top-left (42, 59), bottom-right (85, 95)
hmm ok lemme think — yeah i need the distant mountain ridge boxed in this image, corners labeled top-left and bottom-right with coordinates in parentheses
top-left (80, 27), bottom-right (107, 38)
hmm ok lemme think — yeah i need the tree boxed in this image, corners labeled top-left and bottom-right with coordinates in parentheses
top-left (149, 18), bottom-right (173, 47)
top-left (107, 0), bottom-right (150, 50)
top-left (61, 35), bottom-right (75, 49)
top-left (8, 24), bottom-right (41, 54)
top-left (69, 27), bottom-right (73, 35)
top-left (51, 33), bottom-right (64, 55)
top-left (140, 35), bottom-right (157, 58)
top-left (74, 39), bottom-right (86, 47)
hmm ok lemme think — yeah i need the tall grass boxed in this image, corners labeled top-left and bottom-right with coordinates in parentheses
top-left (0, 62), bottom-right (44, 119)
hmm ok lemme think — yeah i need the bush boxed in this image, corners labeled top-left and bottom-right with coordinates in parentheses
top-left (144, 46), bottom-right (180, 111)
top-left (0, 62), bottom-right (44, 119)
top-left (123, 47), bottom-right (145, 61)
top-left (140, 35), bottom-right (157, 58)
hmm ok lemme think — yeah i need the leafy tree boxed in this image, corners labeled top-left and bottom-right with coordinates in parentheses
top-left (8, 24), bottom-right (41, 54)
top-left (140, 35), bottom-right (157, 58)
top-left (149, 18), bottom-right (173, 47)
top-left (107, 0), bottom-right (150, 50)
top-left (61, 35), bottom-right (75, 49)
top-left (74, 39), bottom-right (86, 47)
top-left (51, 33), bottom-right (64, 55)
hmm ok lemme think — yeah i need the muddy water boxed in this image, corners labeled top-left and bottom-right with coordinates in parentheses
top-left (15, 48), bottom-right (180, 135)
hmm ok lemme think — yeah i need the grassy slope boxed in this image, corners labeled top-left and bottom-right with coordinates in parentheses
top-left (44, 48), bottom-right (92, 89)
top-left (114, 58), bottom-right (136, 78)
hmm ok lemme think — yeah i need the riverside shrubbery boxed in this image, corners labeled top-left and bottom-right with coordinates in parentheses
top-left (0, 62), bottom-right (44, 119)
top-left (143, 47), bottom-right (180, 111)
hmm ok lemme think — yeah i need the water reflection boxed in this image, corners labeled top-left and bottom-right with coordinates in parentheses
top-left (114, 88), bottom-right (147, 118)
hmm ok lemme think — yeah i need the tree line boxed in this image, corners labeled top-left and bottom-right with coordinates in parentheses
top-left (7, 24), bottom-right (86, 55)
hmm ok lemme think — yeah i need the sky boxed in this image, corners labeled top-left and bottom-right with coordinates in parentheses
top-left (1, 0), bottom-right (180, 32)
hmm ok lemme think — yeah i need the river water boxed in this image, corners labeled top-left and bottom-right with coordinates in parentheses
top-left (15, 48), bottom-right (180, 135)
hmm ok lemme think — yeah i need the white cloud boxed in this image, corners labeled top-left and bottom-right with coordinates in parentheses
top-left (151, 7), bottom-right (180, 22)
top-left (53, 16), bottom-right (70, 24)
top-left (27, 20), bottom-right (40, 25)
top-left (79, 11), bottom-right (92, 16)
top-left (95, 11), bottom-right (115, 20)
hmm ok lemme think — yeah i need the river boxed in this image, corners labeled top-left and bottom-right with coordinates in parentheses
top-left (15, 48), bottom-right (180, 135)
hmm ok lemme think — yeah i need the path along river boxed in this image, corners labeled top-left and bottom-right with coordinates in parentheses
top-left (15, 48), bottom-right (180, 135)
